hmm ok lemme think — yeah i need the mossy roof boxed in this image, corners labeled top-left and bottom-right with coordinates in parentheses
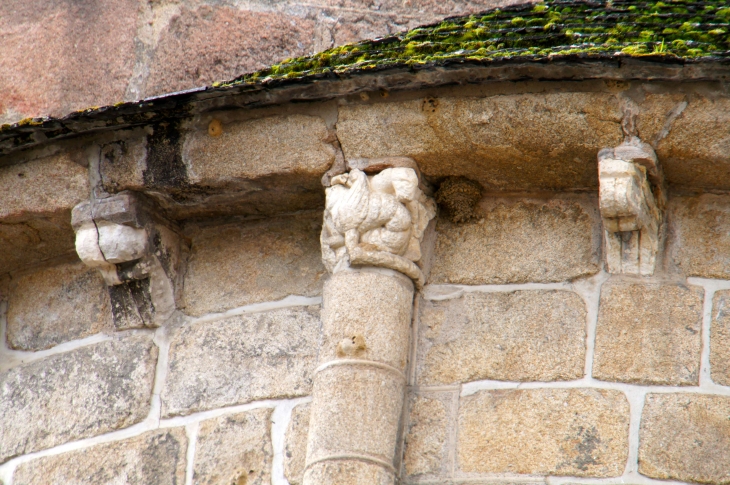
top-left (221, 0), bottom-right (730, 87)
top-left (1, 0), bottom-right (729, 156)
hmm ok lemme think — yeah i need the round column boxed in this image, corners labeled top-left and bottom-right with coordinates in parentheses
top-left (304, 269), bottom-right (413, 485)
top-left (304, 164), bottom-right (435, 485)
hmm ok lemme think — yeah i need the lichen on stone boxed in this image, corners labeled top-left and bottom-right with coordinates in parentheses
top-left (219, 0), bottom-right (730, 88)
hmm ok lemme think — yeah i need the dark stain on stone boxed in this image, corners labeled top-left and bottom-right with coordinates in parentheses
top-left (108, 277), bottom-right (155, 330)
top-left (573, 425), bottom-right (601, 471)
top-left (101, 140), bottom-right (128, 166)
top-left (144, 121), bottom-right (187, 190)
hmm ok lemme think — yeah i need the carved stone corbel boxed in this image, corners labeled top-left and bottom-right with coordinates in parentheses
top-left (71, 192), bottom-right (183, 329)
top-left (320, 162), bottom-right (436, 287)
top-left (598, 137), bottom-right (665, 275)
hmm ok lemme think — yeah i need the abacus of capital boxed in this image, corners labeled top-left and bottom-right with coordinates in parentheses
top-left (303, 160), bottom-right (436, 485)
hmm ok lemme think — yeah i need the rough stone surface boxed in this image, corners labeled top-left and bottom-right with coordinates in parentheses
top-left (403, 394), bottom-right (449, 477)
top-left (0, 0), bottom-right (137, 123)
top-left (0, 153), bottom-right (89, 221)
top-left (315, 0), bottom-right (531, 49)
top-left (6, 260), bottom-right (112, 351)
top-left (0, 153), bottom-right (88, 274)
top-left (313, 0), bottom-right (527, 17)
top-left (13, 428), bottom-right (187, 485)
top-left (183, 113), bottom-right (335, 186)
top-left (183, 214), bottom-right (325, 316)
top-left (640, 94), bottom-right (730, 191)
top-left (639, 393), bottom-right (730, 484)
top-left (337, 93), bottom-right (622, 191)
top-left (99, 137), bottom-right (147, 194)
top-left (458, 388), bottom-right (629, 476)
top-left (320, 270), bottom-right (413, 369)
top-left (0, 212), bottom-right (78, 276)
top-left (307, 366), bottom-right (404, 465)
top-left (594, 282), bottom-right (703, 386)
top-left (146, 7), bottom-right (314, 97)
top-left (193, 408), bottom-right (273, 485)
top-left (303, 460), bottom-right (394, 485)
top-left (711, 290), bottom-right (730, 386)
top-left (0, 335), bottom-right (157, 464)
top-left (635, 92), bottom-right (688, 146)
top-left (430, 199), bottom-right (600, 285)
top-left (162, 307), bottom-right (320, 417)
top-left (418, 290), bottom-right (586, 385)
top-left (285, 402), bottom-right (311, 485)
top-left (669, 195), bottom-right (730, 280)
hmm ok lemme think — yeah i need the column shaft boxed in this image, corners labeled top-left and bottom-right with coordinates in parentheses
top-left (303, 269), bottom-right (414, 485)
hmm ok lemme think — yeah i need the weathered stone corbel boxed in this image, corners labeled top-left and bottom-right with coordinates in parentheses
top-left (72, 192), bottom-right (183, 329)
top-left (320, 158), bottom-right (436, 287)
top-left (598, 137), bottom-right (665, 275)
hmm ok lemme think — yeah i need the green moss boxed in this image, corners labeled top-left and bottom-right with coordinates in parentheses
top-left (11, 0), bottom-right (730, 116)
top-left (212, 0), bottom-right (718, 89)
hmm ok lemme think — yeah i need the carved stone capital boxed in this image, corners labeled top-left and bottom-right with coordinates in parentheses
top-left (72, 192), bottom-right (182, 328)
top-left (598, 138), bottom-right (663, 275)
top-left (321, 161), bottom-right (436, 287)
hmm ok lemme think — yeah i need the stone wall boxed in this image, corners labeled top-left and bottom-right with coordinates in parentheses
top-left (399, 194), bottom-right (730, 484)
top-left (0, 0), bottom-right (524, 125)
top-left (3, 193), bottom-right (730, 484)
top-left (0, 213), bottom-right (325, 485)
top-left (2, 80), bottom-right (730, 484)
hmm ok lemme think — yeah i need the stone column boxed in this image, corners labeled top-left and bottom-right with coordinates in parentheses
top-left (304, 164), bottom-right (436, 485)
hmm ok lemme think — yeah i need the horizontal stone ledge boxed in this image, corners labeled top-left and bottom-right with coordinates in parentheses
top-left (97, 112), bottom-right (337, 220)
top-left (4, 59), bottom-right (729, 159)
top-left (0, 150), bottom-right (90, 275)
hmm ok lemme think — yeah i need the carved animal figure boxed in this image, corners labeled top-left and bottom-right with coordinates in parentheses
top-left (321, 167), bottom-right (435, 283)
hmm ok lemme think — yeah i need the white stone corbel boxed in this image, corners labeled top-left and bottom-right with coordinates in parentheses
top-left (72, 192), bottom-right (182, 328)
top-left (598, 138), bottom-right (664, 275)
top-left (320, 158), bottom-right (436, 287)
